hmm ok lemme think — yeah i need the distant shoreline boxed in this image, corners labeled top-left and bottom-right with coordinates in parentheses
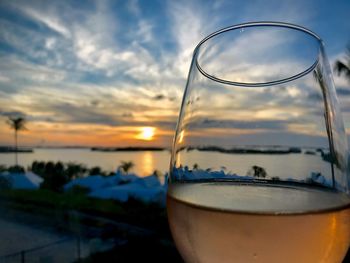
top-left (0, 146), bottom-right (168, 152)
top-left (0, 147), bottom-right (33, 153)
top-left (91, 147), bottom-right (166, 152)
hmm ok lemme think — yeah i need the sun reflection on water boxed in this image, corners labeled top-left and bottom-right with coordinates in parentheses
top-left (142, 151), bottom-right (154, 176)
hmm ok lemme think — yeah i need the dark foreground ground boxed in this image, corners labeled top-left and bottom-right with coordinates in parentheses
top-left (0, 189), bottom-right (183, 263)
top-left (0, 189), bottom-right (349, 263)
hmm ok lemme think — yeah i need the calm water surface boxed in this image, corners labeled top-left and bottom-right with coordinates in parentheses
top-left (0, 148), bottom-right (171, 176)
top-left (0, 148), bottom-right (330, 180)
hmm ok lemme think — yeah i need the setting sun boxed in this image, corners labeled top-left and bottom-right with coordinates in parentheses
top-left (137, 127), bottom-right (155, 141)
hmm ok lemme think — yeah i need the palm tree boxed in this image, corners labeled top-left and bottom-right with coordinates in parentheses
top-left (334, 45), bottom-right (350, 82)
top-left (6, 116), bottom-right (26, 166)
top-left (119, 161), bottom-right (134, 174)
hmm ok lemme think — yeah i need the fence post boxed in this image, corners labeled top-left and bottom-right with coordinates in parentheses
top-left (20, 251), bottom-right (25, 263)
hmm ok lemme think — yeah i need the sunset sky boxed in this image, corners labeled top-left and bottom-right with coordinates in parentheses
top-left (0, 0), bottom-right (349, 147)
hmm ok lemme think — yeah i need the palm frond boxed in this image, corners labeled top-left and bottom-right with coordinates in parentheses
top-left (6, 117), bottom-right (27, 131)
top-left (334, 44), bottom-right (350, 82)
top-left (334, 61), bottom-right (350, 79)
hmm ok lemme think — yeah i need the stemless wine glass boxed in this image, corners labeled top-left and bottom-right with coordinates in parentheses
top-left (167, 22), bottom-right (350, 263)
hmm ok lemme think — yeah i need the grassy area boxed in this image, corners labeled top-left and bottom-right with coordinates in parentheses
top-left (0, 189), bottom-right (184, 262)
top-left (0, 189), bottom-right (168, 233)
top-left (0, 189), bottom-right (124, 214)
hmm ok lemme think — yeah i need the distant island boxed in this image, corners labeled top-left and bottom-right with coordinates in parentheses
top-left (0, 146), bottom-right (33, 153)
top-left (35, 145), bottom-right (90, 149)
top-left (91, 147), bottom-right (166, 152)
top-left (182, 146), bottom-right (302, 154)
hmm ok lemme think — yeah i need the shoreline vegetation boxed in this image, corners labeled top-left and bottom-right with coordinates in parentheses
top-left (0, 145), bottom-right (329, 156)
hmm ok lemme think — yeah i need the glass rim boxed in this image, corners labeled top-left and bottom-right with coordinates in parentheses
top-left (194, 21), bottom-right (323, 87)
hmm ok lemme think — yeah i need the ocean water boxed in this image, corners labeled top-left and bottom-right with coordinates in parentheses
top-left (0, 148), bottom-right (171, 176)
top-left (0, 148), bottom-right (332, 180)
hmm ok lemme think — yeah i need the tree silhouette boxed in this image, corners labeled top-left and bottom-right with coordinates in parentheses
top-left (247, 165), bottom-right (267, 178)
top-left (119, 161), bottom-right (134, 173)
top-left (334, 45), bottom-right (350, 82)
top-left (6, 116), bottom-right (26, 166)
top-left (40, 161), bottom-right (69, 192)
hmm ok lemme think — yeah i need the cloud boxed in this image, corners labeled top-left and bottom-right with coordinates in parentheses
top-left (237, 0), bottom-right (312, 24)
top-left (1, 0), bottom-right (348, 148)
top-left (192, 118), bottom-right (289, 130)
top-left (0, 18), bottom-right (51, 60)
top-left (336, 88), bottom-right (350, 97)
top-left (0, 56), bottom-right (67, 88)
top-left (307, 91), bottom-right (323, 101)
top-left (0, 78), bottom-right (179, 133)
top-left (135, 20), bottom-right (154, 44)
top-left (0, 110), bottom-right (26, 118)
top-left (50, 102), bottom-right (119, 126)
top-left (17, 4), bottom-right (71, 38)
top-left (122, 112), bottom-right (133, 118)
top-left (168, 0), bottom-right (207, 77)
top-left (0, 0), bottom-right (182, 86)
top-left (126, 0), bottom-right (141, 16)
top-left (196, 26), bottom-right (318, 85)
top-left (90, 100), bottom-right (100, 106)
top-left (0, 74), bottom-right (11, 83)
top-left (153, 94), bottom-right (166, 100)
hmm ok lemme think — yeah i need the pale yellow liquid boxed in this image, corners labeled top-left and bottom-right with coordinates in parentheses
top-left (167, 182), bottom-right (350, 263)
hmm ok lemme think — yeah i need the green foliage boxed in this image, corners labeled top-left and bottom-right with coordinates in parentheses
top-left (55, 162), bottom-right (64, 174)
top-left (118, 161), bottom-right (134, 173)
top-left (6, 116), bottom-right (27, 166)
top-left (0, 165), bottom-right (7, 173)
top-left (31, 161), bottom-right (89, 192)
top-left (152, 169), bottom-right (163, 178)
top-left (0, 165), bottom-right (25, 174)
top-left (0, 189), bottom-right (124, 215)
top-left (247, 165), bottom-right (267, 178)
top-left (0, 189), bottom-right (167, 229)
top-left (66, 162), bottom-right (87, 179)
top-left (6, 116), bottom-right (26, 131)
top-left (0, 189), bottom-right (167, 232)
top-left (8, 165), bottom-right (25, 174)
top-left (33, 161), bottom-right (68, 192)
top-left (89, 166), bottom-right (106, 176)
top-left (31, 161), bottom-right (46, 176)
top-left (40, 168), bottom-right (69, 192)
top-left (334, 45), bottom-right (350, 81)
top-left (67, 185), bottom-right (91, 195)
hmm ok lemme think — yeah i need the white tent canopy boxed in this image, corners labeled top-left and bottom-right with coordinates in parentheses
top-left (64, 171), bottom-right (167, 205)
top-left (0, 172), bottom-right (43, 189)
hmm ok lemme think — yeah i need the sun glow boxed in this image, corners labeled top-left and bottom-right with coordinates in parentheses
top-left (137, 127), bottom-right (155, 141)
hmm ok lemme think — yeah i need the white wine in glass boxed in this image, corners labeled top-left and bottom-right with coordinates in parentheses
top-left (167, 22), bottom-right (350, 263)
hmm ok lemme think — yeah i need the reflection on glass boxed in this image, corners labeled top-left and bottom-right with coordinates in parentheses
top-left (167, 22), bottom-right (350, 263)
